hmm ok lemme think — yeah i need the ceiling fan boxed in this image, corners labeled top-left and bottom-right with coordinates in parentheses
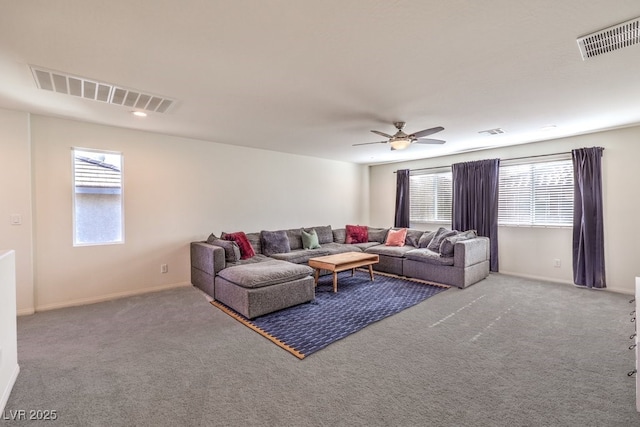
top-left (353, 121), bottom-right (445, 151)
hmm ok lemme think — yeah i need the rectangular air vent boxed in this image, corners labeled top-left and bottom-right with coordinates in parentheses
top-left (577, 17), bottom-right (640, 60)
top-left (30, 66), bottom-right (174, 113)
top-left (479, 128), bottom-right (505, 136)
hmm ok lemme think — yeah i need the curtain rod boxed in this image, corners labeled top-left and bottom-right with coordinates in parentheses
top-left (392, 150), bottom-right (602, 173)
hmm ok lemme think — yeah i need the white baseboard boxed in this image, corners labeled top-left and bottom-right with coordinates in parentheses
top-left (33, 281), bottom-right (191, 313)
top-left (498, 271), bottom-right (574, 285)
top-left (497, 271), bottom-right (633, 295)
top-left (0, 364), bottom-right (20, 414)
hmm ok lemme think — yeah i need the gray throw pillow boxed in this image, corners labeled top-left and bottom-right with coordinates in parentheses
top-left (458, 229), bottom-right (478, 239)
top-left (405, 229), bottom-right (424, 247)
top-left (367, 227), bottom-right (389, 243)
top-left (440, 229), bottom-right (479, 257)
top-left (245, 232), bottom-right (262, 254)
top-left (285, 229), bottom-right (303, 251)
top-left (439, 234), bottom-right (468, 257)
top-left (333, 228), bottom-right (346, 244)
top-left (427, 227), bottom-right (457, 252)
top-left (301, 228), bottom-right (321, 249)
top-left (207, 234), bottom-right (241, 262)
top-left (307, 225), bottom-right (333, 244)
top-left (418, 230), bottom-right (436, 248)
top-left (260, 230), bottom-right (291, 256)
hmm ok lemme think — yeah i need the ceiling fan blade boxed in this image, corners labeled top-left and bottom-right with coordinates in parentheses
top-left (371, 130), bottom-right (393, 138)
top-left (413, 138), bottom-right (446, 145)
top-left (352, 141), bottom-right (388, 146)
top-left (410, 126), bottom-right (444, 139)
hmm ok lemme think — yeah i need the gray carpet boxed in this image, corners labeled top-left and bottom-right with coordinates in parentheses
top-left (3, 273), bottom-right (639, 426)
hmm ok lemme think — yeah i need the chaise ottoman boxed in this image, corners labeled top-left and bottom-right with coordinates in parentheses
top-left (214, 259), bottom-right (315, 319)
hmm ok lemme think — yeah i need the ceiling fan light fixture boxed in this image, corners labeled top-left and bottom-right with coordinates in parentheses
top-left (390, 138), bottom-right (411, 150)
top-left (353, 122), bottom-right (445, 150)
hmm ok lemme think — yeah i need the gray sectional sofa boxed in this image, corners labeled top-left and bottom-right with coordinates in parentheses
top-left (191, 225), bottom-right (490, 319)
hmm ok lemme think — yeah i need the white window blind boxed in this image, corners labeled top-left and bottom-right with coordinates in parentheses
top-left (498, 158), bottom-right (573, 226)
top-left (409, 169), bottom-right (452, 223)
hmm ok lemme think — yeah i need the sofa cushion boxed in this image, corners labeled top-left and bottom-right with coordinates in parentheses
top-left (321, 242), bottom-right (363, 255)
top-left (439, 230), bottom-right (478, 257)
top-left (427, 227), bottom-right (457, 252)
top-left (367, 227), bottom-right (389, 243)
top-left (333, 228), bottom-right (346, 244)
top-left (418, 230), bottom-right (436, 248)
top-left (301, 228), bottom-right (321, 249)
top-left (405, 229), bottom-right (424, 248)
top-left (351, 241), bottom-right (381, 250)
top-left (404, 248), bottom-right (455, 266)
top-left (283, 229), bottom-right (302, 250)
top-left (217, 259), bottom-right (313, 289)
top-left (345, 225), bottom-right (368, 244)
top-left (261, 230), bottom-right (291, 256)
top-left (226, 254), bottom-right (271, 267)
top-left (459, 229), bottom-right (478, 239)
top-left (306, 225), bottom-right (333, 244)
top-left (245, 232), bottom-right (262, 255)
top-left (270, 248), bottom-right (331, 264)
top-left (207, 234), bottom-right (241, 262)
top-left (222, 231), bottom-right (255, 260)
top-left (365, 244), bottom-right (415, 258)
top-left (385, 228), bottom-right (407, 246)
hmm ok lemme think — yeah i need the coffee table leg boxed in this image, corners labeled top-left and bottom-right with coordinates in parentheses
top-left (333, 271), bottom-right (338, 293)
top-left (368, 265), bottom-right (374, 281)
top-left (314, 269), bottom-right (319, 286)
top-left (351, 268), bottom-right (355, 276)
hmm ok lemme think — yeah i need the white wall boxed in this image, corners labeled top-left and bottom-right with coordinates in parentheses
top-left (7, 107), bottom-right (637, 308)
top-left (0, 109), bottom-right (34, 315)
top-left (0, 250), bottom-right (19, 413)
top-left (29, 115), bottom-right (368, 311)
top-left (369, 125), bottom-right (640, 294)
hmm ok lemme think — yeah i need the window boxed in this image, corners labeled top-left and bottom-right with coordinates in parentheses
top-left (409, 169), bottom-right (452, 224)
top-left (72, 148), bottom-right (124, 245)
top-left (498, 158), bottom-right (573, 226)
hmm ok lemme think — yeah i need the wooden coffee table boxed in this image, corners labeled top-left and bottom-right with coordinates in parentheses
top-left (308, 252), bottom-right (380, 293)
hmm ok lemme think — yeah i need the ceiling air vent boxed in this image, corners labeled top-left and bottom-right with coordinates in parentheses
top-left (479, 128), bottom-right (505, 136)
top-left (577, 17), bottom-right (640, 60)
top-left (30, 66), bottom-right (174, 113)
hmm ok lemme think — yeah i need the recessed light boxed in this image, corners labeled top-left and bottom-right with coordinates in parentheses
top-left (132, 111), bottom-right (147, 117)
top-left (541, 125), bottom-right (557, 131)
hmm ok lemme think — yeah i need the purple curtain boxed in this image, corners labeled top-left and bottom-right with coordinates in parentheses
top-left (452, 159), bottom-right (500, 272)
top-left (394, 169), bottom-right (410, 228)
top-left (572, 147), bottom-right (606, 289)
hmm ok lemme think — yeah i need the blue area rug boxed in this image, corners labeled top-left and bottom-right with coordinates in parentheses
top-left (211, 270), bottom-right (449, 359)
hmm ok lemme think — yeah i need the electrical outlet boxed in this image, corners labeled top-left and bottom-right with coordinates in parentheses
top-left (553, 259), bottom-right (561, 268)
top-left (160, 264), bottom-right (168, 274)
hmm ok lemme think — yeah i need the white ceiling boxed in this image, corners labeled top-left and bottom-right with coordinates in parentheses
top-left (1, 1), bottom-right (639, 165)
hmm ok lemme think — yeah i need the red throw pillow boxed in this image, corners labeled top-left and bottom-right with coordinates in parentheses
top-left (222, 231), bottom-right (255, 260)
top-left (385, 228), bottom-right (407, 247)
top-left (345, 225), bottom-right (368, 244)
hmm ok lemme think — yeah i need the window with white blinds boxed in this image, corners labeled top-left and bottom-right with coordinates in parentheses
top-left (498, 158), bottom-right (573, 226)
top-left (409, 169), bottom-right (452, 223)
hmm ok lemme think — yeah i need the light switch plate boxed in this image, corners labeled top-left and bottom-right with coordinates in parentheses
top-left (10, 214), bottom-right (21, 225)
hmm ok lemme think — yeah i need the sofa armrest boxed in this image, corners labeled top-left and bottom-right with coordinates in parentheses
top-left (453, 237), bottom-right (490, 268)
top-left (190, 242), bottom-right (226, 276)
